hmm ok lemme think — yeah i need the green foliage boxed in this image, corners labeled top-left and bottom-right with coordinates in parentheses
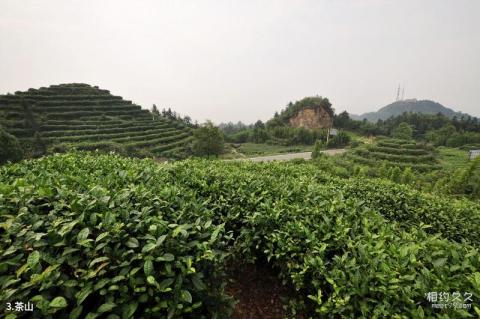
top-left (426, 124), bottom-right (457, 146)
top-left (311, 140), bottom-right (326, 159)
top-left (327, 131), bottom-right (351, 148)
top-left (356, 99), bottom-right (466, 122)
top-left (191, 121), bottom-right (224, 157)
top-left (228, 130), bottom-right (250, 143)
top-left (392, 122), bottom-right (413, 140)
top-left (33, 132), bottom-right (47, 157)
top-left (0, 154), bottom-right (233, 318)
top-left (335, 110), bottom-right (480, 146)
top-left (1, 153), bottom-right (480, 318)
top-left (424, 124), bottom-right (480, 148)
top-left (349, 138), bottom-right (439, 172)
top-left (400, 167), bottom-right (415, 184)
top-left (0, 84), bottom-right (192, 159)
top-left (441, 157), bottom-right (480, 199)
top-left (272, 96), bottom-right (334, 125)
top-left (222, 96), bottom-right (334, 146)
top-left (151, 104), bottom-right (160, 117)
top-left (0, 127), bottom-right (24, 164)
top-left (251, 120), bottom-right (269, 143)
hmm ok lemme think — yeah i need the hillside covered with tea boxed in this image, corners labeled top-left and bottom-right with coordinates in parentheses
top-left (348, 138), bottom-right (441, 171)
top-left (0, 83), bottom-right (192, 158)
top-left (1, 153), bottom-right (479, 318)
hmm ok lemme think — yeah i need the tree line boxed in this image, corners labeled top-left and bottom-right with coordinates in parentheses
top-left (333, 111), bottom-right (480, 147)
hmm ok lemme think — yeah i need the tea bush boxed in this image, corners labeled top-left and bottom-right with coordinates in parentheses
top-left (0, 155), bottom-right (233, 318)
top-left (0, 128), bottom-right (24, 164)
top-left (1, 153), bottom-right (479, 318)
top-left (350, 138), bottom-right (439, 171)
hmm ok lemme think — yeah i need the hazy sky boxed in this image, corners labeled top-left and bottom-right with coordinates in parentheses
top-left (1, 0), bottom-right (479, 123)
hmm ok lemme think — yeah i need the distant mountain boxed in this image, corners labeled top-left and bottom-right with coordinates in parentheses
top-left (351, 99), bottom-right (472, 122)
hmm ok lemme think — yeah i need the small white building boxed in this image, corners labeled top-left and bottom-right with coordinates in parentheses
top-left (469, 150), bottom-right (480, 160)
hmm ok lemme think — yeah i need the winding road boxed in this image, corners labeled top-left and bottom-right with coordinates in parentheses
top-left (245, 149), bottom-right (346, 162)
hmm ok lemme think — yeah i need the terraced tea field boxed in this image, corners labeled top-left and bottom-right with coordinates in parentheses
top-left (0, 83), bottom-right (192, 158)
top-left (348, 138), bottom-right (441, 171)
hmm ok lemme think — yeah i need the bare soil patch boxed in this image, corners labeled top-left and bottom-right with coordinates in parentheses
top-left (226, 262), bottom-right (303, 319)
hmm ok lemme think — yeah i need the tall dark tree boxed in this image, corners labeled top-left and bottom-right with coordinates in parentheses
top-left (333, 111), bottom-right (351, 128)
top-left (151, 104), bottom-right (160, 116)
top-left (252, 120), bottom-right (268, 143)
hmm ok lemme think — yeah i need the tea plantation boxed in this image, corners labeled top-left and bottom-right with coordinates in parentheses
top-left (1, 153), bottom-right (479, 318)
top-left (348, 138), bottom-right (441, 171)
top-left (0, 83), bottom-right (192, 158)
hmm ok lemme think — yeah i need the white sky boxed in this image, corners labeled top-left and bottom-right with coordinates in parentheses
top-left (1, 0), bottom-right (479, 123)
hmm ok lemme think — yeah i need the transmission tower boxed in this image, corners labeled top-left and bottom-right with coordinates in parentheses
top-left (396, 84), bottom-right (400, 101)
top-left (401, 85), bottom-right (405, 100)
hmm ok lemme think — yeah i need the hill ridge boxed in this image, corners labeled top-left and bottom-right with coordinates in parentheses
top-left (351, 99), bottom-right (473, 122)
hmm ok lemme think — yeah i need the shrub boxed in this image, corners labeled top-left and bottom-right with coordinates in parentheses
top-left (400, 166), bottom-right (415, 185)
top-left (0, 128), bottom-right (24, 164)
top-left (392, 122), bottom-right (413, 140)
top-left (327, 131), bottom-right (351, 148)
top-left (1, 154), bottom-right (480, 317)
top-left (227, 130), bottom-right (250, 143)
top-left (445, 157), bottom-right (480, 199)
top-left (0, 154), bottom-right (233, 318)
top-left (311, 140), bottom-right (326, 159)
top-left (191, 121), bottom-right (224, 157)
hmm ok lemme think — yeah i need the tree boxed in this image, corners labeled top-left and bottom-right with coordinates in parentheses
top-left (252, 120), bottom-right (268, 143)
top-left (151, 104), bottom-right (160, 118)
top-left (392, 122), bottom-right (413, 140)
top-left (253, 120), bottom-right (265, 130)
top-left (425, 124), bottom-right (456, 146)
top-left (327, 131), bottom-right (351, 148)
top-left (191, 121), bottom-right (224, 157)
top-left (333, 111), bottom-right (351, 128)
top-left (0, 128), bottom-right (24, 164)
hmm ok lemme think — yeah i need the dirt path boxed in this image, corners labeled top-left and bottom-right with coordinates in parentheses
top-left (246, 149), bottom-right (346, 162)
top-left (226, 263), bottom-right (303, 319)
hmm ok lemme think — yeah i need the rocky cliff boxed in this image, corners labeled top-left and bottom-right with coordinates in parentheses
top-left (288, 105), bottom-right (333, 129)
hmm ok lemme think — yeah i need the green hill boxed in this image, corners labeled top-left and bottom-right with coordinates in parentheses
top-left (348, 138), bottom-right (440, 171)
top-left (0, 83), bottom-right (192, 158)
top-left (352, 99), bottom-right (471, 122)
